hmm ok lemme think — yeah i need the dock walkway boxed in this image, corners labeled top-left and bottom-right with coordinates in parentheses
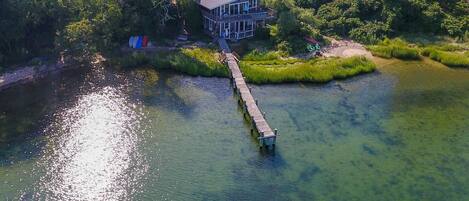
top-left (218, 39), bottom-right (277, 148)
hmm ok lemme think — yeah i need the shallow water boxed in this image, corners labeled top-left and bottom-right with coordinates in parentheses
top-left (0, 59), bottom-right (468, 200)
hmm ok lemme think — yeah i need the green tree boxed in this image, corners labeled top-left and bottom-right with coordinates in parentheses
top-left (277, 11), bottom-right (300, 38)
top-left (177, 0), bottom-right (203, 34)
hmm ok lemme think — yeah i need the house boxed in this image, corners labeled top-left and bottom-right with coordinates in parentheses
top-left (195, 0), bottom-right (272, 40)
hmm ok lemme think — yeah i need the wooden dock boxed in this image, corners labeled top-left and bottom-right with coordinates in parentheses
top-left (218, 39), bottom-right (277, 149)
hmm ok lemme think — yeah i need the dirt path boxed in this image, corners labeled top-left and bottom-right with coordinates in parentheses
top-left (322, 39), bottom-right (372, 58)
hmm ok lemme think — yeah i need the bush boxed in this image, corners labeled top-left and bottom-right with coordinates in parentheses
top-left (240, 56), bottom-right (376, 84)
top-left (255, 27), bottom-right (270, 40)
top-left (422, 48), bottom-right (469, 68)
top-left (349, 22), bottom-right (390, 44)
top-left (277, 41), bottom-right (292, 56)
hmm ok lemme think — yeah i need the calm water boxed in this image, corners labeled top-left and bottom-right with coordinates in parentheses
top-left (0, 59), bottom-right (468, 200)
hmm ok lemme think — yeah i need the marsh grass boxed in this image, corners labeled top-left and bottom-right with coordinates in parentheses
top-left (243, 50), bottom-right (280, 61)
top-left (168, 48), bottom-right (228, 77)
top-left (368, 38), bottom-right (420, 60)
top-left (117, 48), bottom-right (229, 77)
top-left (421, 48), bottom-right (469, 68)
top-left (240, 56), bottom-right (376, 84)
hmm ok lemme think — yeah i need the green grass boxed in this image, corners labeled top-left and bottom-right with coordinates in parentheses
top-left (242, 49), bottom-right (280, 61)
top-left (421, 48), bottom-right (469, 68)
top-left (368, 38), bottom-right (420, 60)
top-left (117, 48), bottom-right (377, 84)
top-left (116, 48), bottom-right (229, 77)
top-left (168, 48), bottom-right (228, 77)
top-left (240, 56), bottom-right (376, 84)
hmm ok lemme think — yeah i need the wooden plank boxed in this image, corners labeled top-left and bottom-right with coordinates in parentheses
top-left (219, 38), bottom-right (276, 147)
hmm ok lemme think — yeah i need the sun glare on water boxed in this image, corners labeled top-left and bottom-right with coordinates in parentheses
top-left (31, 85), bottom-right (147, 200)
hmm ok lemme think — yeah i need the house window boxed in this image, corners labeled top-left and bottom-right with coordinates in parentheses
top-left (247, 21), bottom-right (253, 30)
top-left (230, 4), bottom-right (239, 15)
top-left (250, 0), bottom-right (257, 8)
top-left (240, 21), bottom-right (244, 31)
top-left (245, 2), bottom-right (250, 12)
top-left (224, 5), bottom-right (229, 15)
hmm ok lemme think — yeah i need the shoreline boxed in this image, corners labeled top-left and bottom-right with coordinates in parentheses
top-left (0, 62), bottom-right (73, 91)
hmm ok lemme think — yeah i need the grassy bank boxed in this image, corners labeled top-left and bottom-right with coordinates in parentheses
top-left (421, 48), bottom-right (469, 68)
top-left (117, 48), bottom-right (229, 77)
top-left (368, 37), bottom-right (469, 69)
top-left (367, 39), bottom-right (420, 60)
top-left (240, 54), bottom-right (376, 84)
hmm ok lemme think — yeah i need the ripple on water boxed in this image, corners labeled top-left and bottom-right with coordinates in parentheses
top-left (27, 85), bottom-right (148, 200)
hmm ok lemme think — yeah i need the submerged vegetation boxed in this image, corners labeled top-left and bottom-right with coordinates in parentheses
top-left (240, 53), bottom-right (376, 84)
top-left (117, 48), bottom-right (228, 77)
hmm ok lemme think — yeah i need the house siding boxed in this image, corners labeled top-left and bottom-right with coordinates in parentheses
top-left (199, 0), bottom-right (270, 40)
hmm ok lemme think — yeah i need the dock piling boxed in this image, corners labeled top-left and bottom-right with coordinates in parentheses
top-left (218, 38), bottom-right (277, 149)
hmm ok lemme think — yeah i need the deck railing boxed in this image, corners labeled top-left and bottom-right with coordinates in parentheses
top-left (202, 9), bottom-right (270, 22)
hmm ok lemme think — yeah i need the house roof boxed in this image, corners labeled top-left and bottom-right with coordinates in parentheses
top-left (196, 0), bottom-right (237, 10)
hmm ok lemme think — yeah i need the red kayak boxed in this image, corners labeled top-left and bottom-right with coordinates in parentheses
top-left (142, 36), bottom-right (149, 47)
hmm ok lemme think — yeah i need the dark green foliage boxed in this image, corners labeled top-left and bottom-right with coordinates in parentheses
top-left (349, 22), bottom-right (390, 44)
top-left (254, 27), bottom-right (271, 40)
top-left (177, 0), bottom-right (203, 34)
top-left (0, 0), bottom-right (174, 67)
top-left (285, 0), bottom-right (469, 44)
top-left (277, 12), bottom-right (300, 38)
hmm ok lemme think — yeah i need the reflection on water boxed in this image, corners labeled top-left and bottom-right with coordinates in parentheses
top-left (0, 59), bottom-right (468, 201)
top-left (32, 86), bottom-right (147, 200)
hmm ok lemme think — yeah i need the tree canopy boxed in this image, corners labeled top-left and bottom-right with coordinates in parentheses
top-left (0, 0), bottom-right (175, 65)
top-left (266, 0), bottom-right (468, 44)
top-left (0, 0), bottom-right (467, 66)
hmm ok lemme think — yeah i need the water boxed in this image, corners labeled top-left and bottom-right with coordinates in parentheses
top-left (0, 59), bottom-right (468, 200)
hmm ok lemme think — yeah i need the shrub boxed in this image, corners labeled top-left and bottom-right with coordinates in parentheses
top-left (349, 22), bottom-right (390, 44)
top-left (422, 48), bottom-right (469, 68)
top-left (255, 27), bottom-right (270, 40)
top-left (277, 41), bottom-right (292, 56)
